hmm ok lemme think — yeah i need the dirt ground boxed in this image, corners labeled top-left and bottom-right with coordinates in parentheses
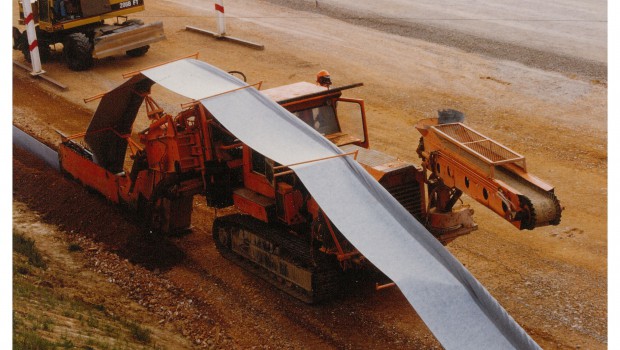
top-left (11, 0), bottom-right (607, 348)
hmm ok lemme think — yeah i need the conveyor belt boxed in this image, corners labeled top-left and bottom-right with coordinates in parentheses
top-left (428, 123), bottom-right (562, 229)
top-left (495, 166), bottom-right (561, 228)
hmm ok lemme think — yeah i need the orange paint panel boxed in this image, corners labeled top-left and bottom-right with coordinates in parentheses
top-left (233, 192), bottom-right (271, 223)
top-left (242, 147), bottom-right (276, 198)
top-left (59, 145), bottom-right (120, 203)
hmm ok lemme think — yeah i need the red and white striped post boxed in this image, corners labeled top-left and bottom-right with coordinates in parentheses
top-left (184, 1), bottom-right (264, 50)
top-left (215, 0), bottom-right (226, 36)
top-left (21, 0), bottom-right (44, 75)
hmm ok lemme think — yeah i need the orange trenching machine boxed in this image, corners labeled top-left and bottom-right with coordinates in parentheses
top-left (58, 70), bottom-right (562, 302)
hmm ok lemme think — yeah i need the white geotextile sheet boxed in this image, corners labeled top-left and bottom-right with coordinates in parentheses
top-left (13, 125), bottom-right (60, 171)
top-left (141, 59), bottom-right (541, 350)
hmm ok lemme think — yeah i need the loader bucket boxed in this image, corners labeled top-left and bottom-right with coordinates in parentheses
top-left (93, 21), bottom-right (165, 59)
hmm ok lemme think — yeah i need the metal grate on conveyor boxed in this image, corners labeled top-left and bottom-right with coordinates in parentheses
top-left (432, 123), bottom-right (526, 171)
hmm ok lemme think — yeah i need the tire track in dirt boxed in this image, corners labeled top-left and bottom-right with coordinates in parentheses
top-left (265, 0), bottom-right (607, 81)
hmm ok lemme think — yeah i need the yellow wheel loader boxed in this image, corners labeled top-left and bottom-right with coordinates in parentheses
top-left (13, 0), bottom-right (165, 71)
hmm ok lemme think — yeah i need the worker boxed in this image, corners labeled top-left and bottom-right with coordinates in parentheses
top-left (54, 0), bottom-right (67, 20)
top-left (316, 70), bottom-right (332, 88)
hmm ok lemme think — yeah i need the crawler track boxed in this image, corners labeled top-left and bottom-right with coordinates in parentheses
top-left (213, 214), bottom-right (342, 303)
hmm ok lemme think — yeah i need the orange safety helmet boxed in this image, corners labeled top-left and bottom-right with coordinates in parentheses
top-left (316, 70), bottom-right (332, 87)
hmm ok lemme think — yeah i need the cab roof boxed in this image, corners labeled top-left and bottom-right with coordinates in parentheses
top-left (261, 82), bottom-right (327, 103)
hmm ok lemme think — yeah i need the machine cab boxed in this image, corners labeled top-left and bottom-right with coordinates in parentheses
top-left (262, 82), bottom-right (370, 148)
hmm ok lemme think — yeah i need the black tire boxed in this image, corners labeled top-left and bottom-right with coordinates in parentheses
top-left (63, 33), bottom-right (93, 71)
top-left (126, 45), bottom-right (149, 57)
top-left (13, 27), bottom-right (22, 49)
top-left (17, 30), bottom-right (52, 63)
